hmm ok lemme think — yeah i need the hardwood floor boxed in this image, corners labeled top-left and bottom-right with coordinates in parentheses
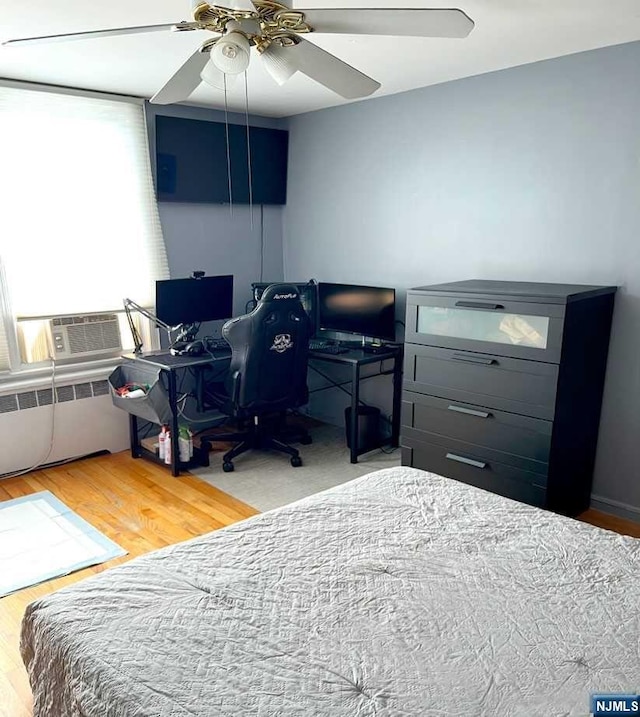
top-left (1, 451), bottom-right (639, 717)
top-left (0, 451), bottom-right (258, 717)
top-left (579, 507), bottom-right (640, 538)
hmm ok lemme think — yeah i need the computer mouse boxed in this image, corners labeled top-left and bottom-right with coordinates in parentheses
top-left (184, 341), bottom-right (204, 356)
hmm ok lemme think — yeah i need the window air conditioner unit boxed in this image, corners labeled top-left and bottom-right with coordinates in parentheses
top-left (49, 314), bottom-right (122, 360)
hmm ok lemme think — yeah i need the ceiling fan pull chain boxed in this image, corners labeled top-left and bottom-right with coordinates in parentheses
top-left (223, 73), bottom-right (233, 216)
top-left (244, 71), bottom-right (254, 231)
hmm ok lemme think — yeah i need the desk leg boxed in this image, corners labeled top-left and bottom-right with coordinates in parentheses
top-left (391, 353), bottom-right (402, 448)
top-left (349, 363), bottom-right (361, 464)
top-left (167, 370), bottom-right (180, 477)
top-left (129, 414), bottom-right (140, 458)
top-left (196, 366), bottom-right (204, 414)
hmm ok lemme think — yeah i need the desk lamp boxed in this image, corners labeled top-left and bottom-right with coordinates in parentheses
top-left (123, 298), bottom-right (175, 354)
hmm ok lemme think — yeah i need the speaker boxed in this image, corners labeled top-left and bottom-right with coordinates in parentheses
top-left (345, 405), bottom-right (381, 453)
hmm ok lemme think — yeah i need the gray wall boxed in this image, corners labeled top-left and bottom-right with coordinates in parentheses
top-left (158, 203), bottom-right (283, 324)
top-left (283, 41), bottom-right (640, 517)
top-left (146, 103), bottom-right (288, 328)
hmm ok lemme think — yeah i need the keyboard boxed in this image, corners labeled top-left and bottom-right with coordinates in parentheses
top-left (309, 340), bottom-right (349, 354)
top-left (205, 337), bottom-right (230, 351)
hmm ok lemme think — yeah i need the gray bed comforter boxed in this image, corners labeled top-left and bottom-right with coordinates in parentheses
top-left (21, 467), bottom-right (640, 716)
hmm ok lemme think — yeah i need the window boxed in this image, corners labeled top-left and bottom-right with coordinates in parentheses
top-left (0, 84), bottom-right (168, 373)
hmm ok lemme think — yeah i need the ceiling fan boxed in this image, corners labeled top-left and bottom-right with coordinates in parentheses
top-left (3, 1), bottom-right (475, 104)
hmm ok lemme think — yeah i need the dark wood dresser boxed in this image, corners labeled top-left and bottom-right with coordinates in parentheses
top-left (401, 280), bottom-right (616, 516)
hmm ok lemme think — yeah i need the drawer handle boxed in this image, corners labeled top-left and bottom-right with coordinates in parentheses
top-left (446, 453), bottom-right (487, 470)
top-left (447, 405), bottom-right (491, 419)
top-left (455, 301), bottom-right (505, 310)
top-left (452, 353), bottom-right (498, 366)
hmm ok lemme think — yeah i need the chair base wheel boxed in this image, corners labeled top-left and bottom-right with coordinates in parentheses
top-left (299, 435), bottom-right (312, 445)
top-left (290, 456), bottom-right (303, 468)
top-left (222, 461), bottom-right (234, 473)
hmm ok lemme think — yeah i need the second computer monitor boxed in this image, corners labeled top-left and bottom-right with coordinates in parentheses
top-left (156, 274), bottom-right (234, 327)
top-left (317, 282), bottom-right (396, 342)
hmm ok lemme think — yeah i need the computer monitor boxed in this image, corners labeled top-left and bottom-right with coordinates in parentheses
top-left (155, 274), bottom-right (234, 327)
top-left (317, 283), bottom-right (396, 342)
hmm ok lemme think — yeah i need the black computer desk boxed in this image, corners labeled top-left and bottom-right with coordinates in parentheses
top-left (122, 344), bottom-right (402, 474)
top-left (122, 349), bottom-right (231, 477)
top-left (308, 345), bottom-right (403, 463)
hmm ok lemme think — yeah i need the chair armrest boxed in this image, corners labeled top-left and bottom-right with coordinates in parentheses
top-left (229, 370), bottom-right (242, 404)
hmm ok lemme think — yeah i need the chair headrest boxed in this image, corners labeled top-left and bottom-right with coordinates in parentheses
top-left (259, 284), bottom-right (302, 304)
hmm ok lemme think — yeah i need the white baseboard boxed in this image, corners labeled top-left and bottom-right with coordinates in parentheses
top-left (590, 494), bottom-right (640, 523)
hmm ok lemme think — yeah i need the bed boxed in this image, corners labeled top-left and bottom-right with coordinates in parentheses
top-left (21, 466), bottom-right (640, 716)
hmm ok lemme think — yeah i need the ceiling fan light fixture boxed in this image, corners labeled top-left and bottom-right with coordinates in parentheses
top-left (211, 31), bottom-right (250, 74)
top-left (200, 58), bottom-right (238, 89)
top-left (259, 43), bottom-right (297, 86)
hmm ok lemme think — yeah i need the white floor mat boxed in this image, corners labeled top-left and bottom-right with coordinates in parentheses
top-left (0, 490), bottom-right (126, 597)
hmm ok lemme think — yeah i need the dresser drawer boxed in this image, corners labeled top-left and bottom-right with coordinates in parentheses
top-left (401, 391), bottom-right (552, 471)
top-left (404, 344), bottom-right (558, 420)
top-left (406, 293), bottom-right (564, 363)
top-left (401, 436), bottom-right (548, 508)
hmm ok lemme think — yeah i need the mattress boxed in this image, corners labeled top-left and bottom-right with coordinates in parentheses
top-left (21, 466), bottom-right (640, 716)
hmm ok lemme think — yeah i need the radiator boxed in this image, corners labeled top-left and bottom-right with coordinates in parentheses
top-left (0, 380), bottom-right (129, 476)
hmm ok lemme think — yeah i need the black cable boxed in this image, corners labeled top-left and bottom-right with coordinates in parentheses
top-left (223, 74), bottom-right (233, 215)
top-left (0, 450), bottom-right (111, 479)
top-left (244, 71), bottom-right (254, 230)
top-left (260, 204), bottom-right (265, 282)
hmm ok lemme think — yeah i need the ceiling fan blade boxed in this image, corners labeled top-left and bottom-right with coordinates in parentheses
top-left (150, 49), bottom-right (211, 105)
top-left (298, 8), bottom-right (474, 38)
top-left (287, 37), bottom-right (380, 99)
top-left (2, 22), bottom-right (194, 47)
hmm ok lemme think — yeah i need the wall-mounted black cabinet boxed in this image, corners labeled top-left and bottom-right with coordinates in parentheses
top-left (156, 115), bottom-right (288, 205)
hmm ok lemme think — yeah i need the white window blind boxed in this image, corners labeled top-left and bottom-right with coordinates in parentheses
top-left (0, 258), bottom-right (12, 370)
top-left (0, 85), bottom-right (168, 371)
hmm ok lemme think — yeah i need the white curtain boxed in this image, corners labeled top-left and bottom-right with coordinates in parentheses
top-left (0, 85), bottom-right (168, 371)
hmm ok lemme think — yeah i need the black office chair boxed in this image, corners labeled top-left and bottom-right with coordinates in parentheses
top-left (200, 283), bottom-right (312, 472)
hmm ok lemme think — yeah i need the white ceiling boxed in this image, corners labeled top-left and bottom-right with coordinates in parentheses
top-left (1, 1), bottom-right (640, 118)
